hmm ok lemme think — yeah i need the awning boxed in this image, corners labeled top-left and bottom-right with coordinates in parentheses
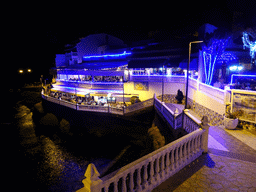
top-left (128, 58), bottom-right (181, 68)
top-left (81, 60), bottom-right (128, 69)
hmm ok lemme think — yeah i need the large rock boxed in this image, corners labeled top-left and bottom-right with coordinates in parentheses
top-left (39, 113), bottom-right (59, 136)
top-left (59, 118), bottom-right (72, 136)
top-left (34, 101), bottom-right (44, 114)
top-left (32, 102), bottom-right (45, 127)
top-left (39, 113), bottom-right (59, 127)
top-left (148, 125), bottom-right (165, 150)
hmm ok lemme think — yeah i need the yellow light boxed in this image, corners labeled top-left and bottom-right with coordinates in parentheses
top-left (19, 70), bottom-right (23, 73)
top-left (28, 69), bottom-right (31, 72)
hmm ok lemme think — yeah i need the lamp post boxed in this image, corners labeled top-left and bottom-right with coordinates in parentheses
top-left (162, 65), bottom-right (164, 102)
top-left (185, 41), bottom-right (203, 109)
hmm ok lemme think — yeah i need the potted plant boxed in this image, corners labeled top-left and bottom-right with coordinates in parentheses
top-left (224, 109), bottom-right (243, 130)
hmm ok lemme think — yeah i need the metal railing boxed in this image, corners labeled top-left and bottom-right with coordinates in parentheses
top-left (42, 94), bottom-right (153, 115)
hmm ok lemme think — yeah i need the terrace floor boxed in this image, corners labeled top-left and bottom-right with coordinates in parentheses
top-left (153, 125), bottom-right (256, 191)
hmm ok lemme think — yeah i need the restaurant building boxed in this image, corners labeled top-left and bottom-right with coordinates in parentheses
top-left (45, 29), bottom-right (255, 128)
top-left (52, 34), bottom-right (195, 104)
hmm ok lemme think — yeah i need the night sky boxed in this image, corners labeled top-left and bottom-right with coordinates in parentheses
top-left (5, 0), bottom-right (255, 87)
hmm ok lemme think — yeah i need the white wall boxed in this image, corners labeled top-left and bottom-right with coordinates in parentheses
top-left (124, 81), bottom-right (186, 101)
top-left (187, 78), bottom-right (225, 115)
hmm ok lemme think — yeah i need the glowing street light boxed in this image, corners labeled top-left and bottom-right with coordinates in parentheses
top-left (185, 41), bottom-right (203, 109)
top-left (19, 70), bottom-right (23, 73)
top-left (28, 69), bottom-right (31, 72)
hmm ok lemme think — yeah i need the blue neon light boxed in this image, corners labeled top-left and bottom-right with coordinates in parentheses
top-left (202, 38), bottom-right (230, 85)
top-left (83, 51), bottom-right (131, 59)
top-left (217, 52), bottom-right (237, 63)
top-left (242, 32), bottom-right (256, 60)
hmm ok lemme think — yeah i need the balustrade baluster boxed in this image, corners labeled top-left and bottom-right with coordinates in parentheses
top-left (195, 136), bottom-right (198, 153)
top-left (197, 135), bottom-right (201, 152)
top-left (195, 135), bottom-right (199, 152)
top-left (171, 150), bottom-right (174, 171)
top-left (192, 138), bottom-right (196, 154)
top-left (161, 154), bottom-right (165, 178)
top-left (150, 160), bottom-right (154, 185)
top-left (122, 176), bottom-right (127, 192)
top-left (136, 168), bottom-right (142, 191)
top-left (114, 181), bottom-right (118, 192)
top-left (129, 171), bottom-right (134, 192)
top-left (166, 151), bottom-right (170, 174)
top-left (183, 141), bottom-right (187, 162)
top-left (179, 144), bottom-right (183, 166)
top-left (156, 157), bottom-right (161, 181)
top-left (104, 185), bottom-right (108, 192)
top-left (143, 163), bottom-right (149, 188)
top-left (175, 146), bottom-right (179, 168)
top-left (188, 140), bottom-right (191, 158)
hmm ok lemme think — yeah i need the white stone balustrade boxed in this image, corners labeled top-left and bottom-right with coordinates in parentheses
top-left (77, 127), bottom-right (206, 192)
top-left (43, 93), bottom-right (209, 192)
top-left (154, 94), bottom-right (182, 129)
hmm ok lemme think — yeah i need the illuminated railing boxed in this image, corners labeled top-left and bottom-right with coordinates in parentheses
top-left (130, 75), bottom-right (186, 82)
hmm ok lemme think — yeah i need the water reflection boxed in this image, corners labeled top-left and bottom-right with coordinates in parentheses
top-left (39, 136), bottom-right (86, 192)
top-left (16, 104), bottom-right (86, 191)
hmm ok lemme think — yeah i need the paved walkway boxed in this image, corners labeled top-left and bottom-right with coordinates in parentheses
top-left (153, 126), bottom-right (256, 191)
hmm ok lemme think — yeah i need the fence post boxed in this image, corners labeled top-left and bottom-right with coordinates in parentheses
top-left (161, 102), bottom-right (164, 112)
top-left (201, 116), bottom-right (210, 153)
top-left (174, 108), bottom-right (179, 129)
top-left (153, 93), bottom-right (156, 106)
top-left (183, 109), bottom-right (189, 130)
top-left (79, 163), bottom-right (102, 192)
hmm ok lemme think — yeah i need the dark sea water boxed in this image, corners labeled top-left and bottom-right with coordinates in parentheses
top-left (3, 87), bottom-right (155, 192)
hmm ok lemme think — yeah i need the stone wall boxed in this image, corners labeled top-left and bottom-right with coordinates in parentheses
top-left (157, 94), bottom-right (224, 126)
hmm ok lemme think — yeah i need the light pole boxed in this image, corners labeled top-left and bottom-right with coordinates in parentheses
top-left (185, 41), bottom-right (203, 109)
top-left (162, 65), bottom-right (164, 102)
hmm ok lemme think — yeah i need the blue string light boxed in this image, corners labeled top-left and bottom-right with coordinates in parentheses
top-left (242, 32), bottom-right (256, 60)
top-left (202, 38), bottom-right (230, 85)
top-left (83, 51), bottom-right (131, 59)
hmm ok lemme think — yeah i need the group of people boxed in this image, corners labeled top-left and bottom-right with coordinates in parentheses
top-left (50, 91), bottom-right (110, 106)
top-left (231, 82), bottom-right (256, 91)
top-left (230, 78), bottom-right (256, 91)
top-left (69, 76), bottom-right (92, 81)
top-left (68, 75), bottom-right (122, 82)
top-left (93, 76), bottom-right (122, 82)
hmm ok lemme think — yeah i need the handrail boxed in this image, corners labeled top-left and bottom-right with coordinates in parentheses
top-left (42, 94), bottom-right (153, 115)
top-left (80, 128), bottom-right (206, 192)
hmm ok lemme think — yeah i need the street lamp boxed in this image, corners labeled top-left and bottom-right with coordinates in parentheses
top-left (185, 41), bottom-right (203, 109)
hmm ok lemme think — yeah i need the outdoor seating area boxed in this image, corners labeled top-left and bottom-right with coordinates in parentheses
top-left (48, 91), bottom-right (128, 108)
top-left (93, 76), bottom-right (123, 82)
